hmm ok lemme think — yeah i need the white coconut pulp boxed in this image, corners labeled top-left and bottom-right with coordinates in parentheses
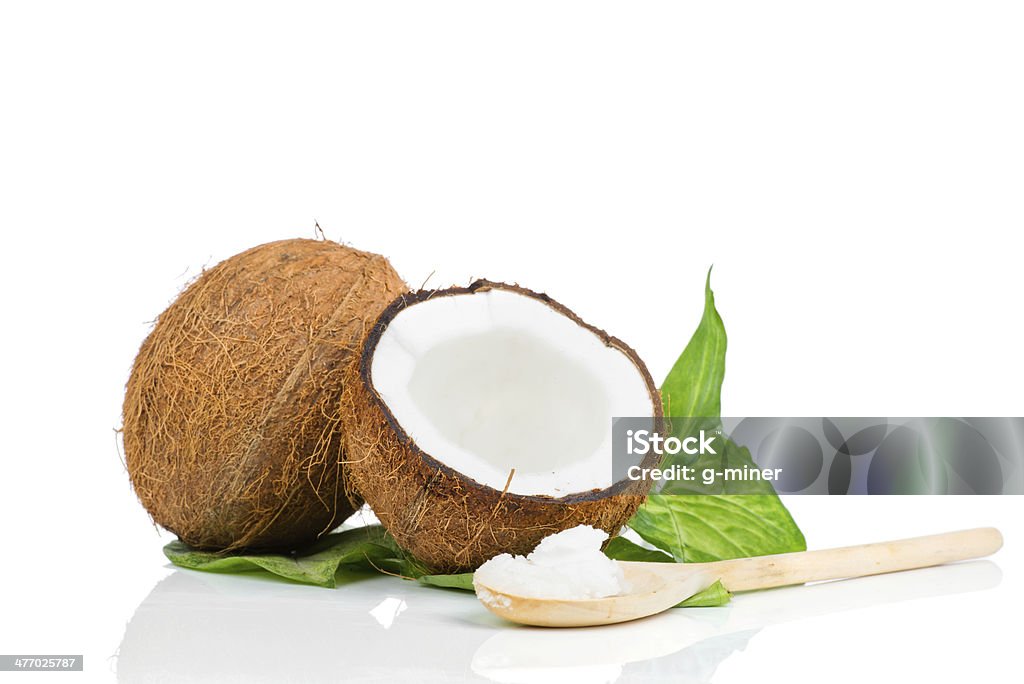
top-left (369, 288), bottom-right (656, 496)
top-left (473, 525), bottom-right (627, 602)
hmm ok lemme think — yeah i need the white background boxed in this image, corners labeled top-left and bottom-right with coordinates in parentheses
top-left (1, 1), bottom-right (1021, 682)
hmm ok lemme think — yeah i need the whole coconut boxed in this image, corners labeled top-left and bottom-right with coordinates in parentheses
top-left (123, 239), bottom-right (406, 552)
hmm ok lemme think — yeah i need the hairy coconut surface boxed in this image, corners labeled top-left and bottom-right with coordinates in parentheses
top-left (342, 281), bottom-right (661, 573)
top-left (123, 239), bottom-right (407, 552)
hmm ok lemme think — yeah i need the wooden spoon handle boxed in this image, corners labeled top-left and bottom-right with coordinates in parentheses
top-left (701, 527), bottom-right (1003, 592)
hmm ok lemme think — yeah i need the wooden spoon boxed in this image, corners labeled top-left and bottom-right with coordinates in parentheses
top-left (474, 527), bottom-right (1003, 627)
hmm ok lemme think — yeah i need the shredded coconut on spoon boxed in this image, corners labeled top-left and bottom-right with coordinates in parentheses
top-left (473, 525), bottom-right (628, 606)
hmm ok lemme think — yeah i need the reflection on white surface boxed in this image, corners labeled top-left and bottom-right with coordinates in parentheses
top-left (472, 561), bottom-right (1001, 683)
top-left (369, 597), bottom-right (408, 629)
top-left (116, 561), bottom-right (1000, 683)
top-left (471, 613), bottom-right (755, 684)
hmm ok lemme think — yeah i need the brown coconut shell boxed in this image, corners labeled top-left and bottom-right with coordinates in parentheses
top-left (341, 280), bottom-right (662, 573)
top-left (123, 239), bottom-right (407, 552)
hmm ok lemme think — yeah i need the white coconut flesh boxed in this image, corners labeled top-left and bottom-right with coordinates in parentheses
top-left (369, 288), bottom-right (657, 497)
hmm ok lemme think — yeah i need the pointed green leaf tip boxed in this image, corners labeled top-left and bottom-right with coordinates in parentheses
top-left (661, 267), bottom-right (727, 421)
top-left (677, 580), bottom-right (732, 608)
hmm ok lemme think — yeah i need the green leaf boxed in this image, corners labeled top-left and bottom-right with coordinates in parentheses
top-left (661, 268), bottom-right (727, 428)
top-left (630, 493), bottom-right (806, 563)
top-left (677, 580), bottom-right (731, 608)
top-left (417, 573), bottom-right (475, 591)
top-left (163, 525), bottom-right (418, 588)
top-left (628, 267), bottom-right (806, 565)
top-left (603, 536), bottom-right (674, 562)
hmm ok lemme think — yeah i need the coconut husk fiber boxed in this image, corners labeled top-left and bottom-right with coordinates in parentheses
top-left (123, 238), bottom-right (407, 552)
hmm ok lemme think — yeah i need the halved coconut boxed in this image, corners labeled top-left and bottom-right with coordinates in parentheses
top-left (342, 281), bottom-right (661, 572)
